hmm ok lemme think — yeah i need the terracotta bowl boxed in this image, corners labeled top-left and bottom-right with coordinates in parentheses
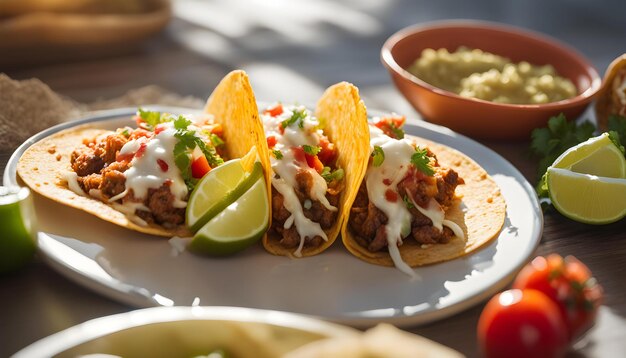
top-left (381, 20), bottom-right (602, 140)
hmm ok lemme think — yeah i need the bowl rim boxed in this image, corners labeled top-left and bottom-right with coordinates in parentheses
top-left (381, 19), bottom-right (602, 110)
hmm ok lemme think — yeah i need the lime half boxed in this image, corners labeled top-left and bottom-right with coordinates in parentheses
top-left (0, 187), bottom-right (37, 273)
top-left (187, 160), bottom-right (263, 233)
top-left (552, 132), bottom-right (626, 178)
top-left (189, 177), bottom-right (269, 255)
top-left (547, 167), bottom-right (626, 224)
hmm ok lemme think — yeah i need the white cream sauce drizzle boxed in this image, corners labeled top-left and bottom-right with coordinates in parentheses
top-left (120, 121), bottom-right (188, 208)
top-left (365, 125), bottom-right (464, 276)
top-left (262, 105), bottom-right (336, 257)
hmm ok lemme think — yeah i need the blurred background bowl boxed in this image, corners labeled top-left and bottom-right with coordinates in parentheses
top-left (381, 20), bottom-right (601, 140)
top-left (13, 306), bottom-right (358, 358)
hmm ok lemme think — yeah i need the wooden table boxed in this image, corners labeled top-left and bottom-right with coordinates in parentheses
top-left (2, 2), bottom-right (626, 356)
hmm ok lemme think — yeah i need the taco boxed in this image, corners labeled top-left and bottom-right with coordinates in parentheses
top-left (342, 115), bottom-right (506, 275)
top-left (17, 70), bottom-right (268, 237)
top-left (260, 82), bottom-right (368, 257)
top-left (595, 54), bottom-right (626, 131)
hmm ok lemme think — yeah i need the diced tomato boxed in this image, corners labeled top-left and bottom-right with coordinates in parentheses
top-left (305, 153), bottom-right (324, 173)
top-left (374, 114), bottom-right (406, 139)
top-left (191, 155), bottom-right (211, 178)
top-left (135, 143), bottom-right (147, 158)
top-left (292, 146), bottom-right (306, 163)
top-left (383, 178), bottom-right (392, 186)
top-left (278, 123), bottom-right (286, 135)
top-left (157, 159), bottom-right (169, 172)
top-left (385, 189), bottom-right (399, 202)
top-left (210, 123), bottom-right (223, 136)
top-left (263, 103), bottom-right (283, 117)
top-left (154, 124), bottom-right (167, 135)
top-left (266, 135), bottom-right (278, 148)
top-left (317, 137), bottom-right (336, 165)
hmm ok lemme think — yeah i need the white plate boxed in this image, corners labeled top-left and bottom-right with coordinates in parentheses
top-left (4, 106), bottom-right (542, 328)
top-left (13, 306), bottom-right (359, 358)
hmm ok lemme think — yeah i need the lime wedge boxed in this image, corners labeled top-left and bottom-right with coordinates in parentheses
top-left (186, 160), bottom-right (263, 233)
top-left (552, 133), bottom-right (626, 178)
top-left (189, 177), bottom-right (269, 255)
top-left (547, 167), bottom-right (626, 224)
top-left (0, 187), bottom-right (37, 273)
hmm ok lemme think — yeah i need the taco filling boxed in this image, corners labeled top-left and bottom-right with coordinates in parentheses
top-left (66, 109), bottom-right (225, 228)
top-left (348, 115), bottom-right (465, 275)
top-left (262, 103), bottom-right (344, 257)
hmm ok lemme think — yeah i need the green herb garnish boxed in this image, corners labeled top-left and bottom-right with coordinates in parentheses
top-left (403, 195), bottom-right (415, 209)
top-left (608, 115), bottom-right (626, 155)
top-left (411, 147), bottom-right (435, 176)
top-left (210, 133), bottom-right (224, 147)
top-left (320, 167), bottom-right (344, 182)
top-left (372, 146), bottom-right (385, 167)
top-left (389, 122), bottom-right (405, 139)
top-left (281, 108), bottom-right (307, 129)
top-left (272, 149), bottom-right (283, 159)
top-left (172, 116), bottom-right (223, 191)
top-left (138, 108), bottom-right (168, 130)
top-left (530, 113), bottom-right (595, 180)
top-left (302, 145), bottom-right (321, 155)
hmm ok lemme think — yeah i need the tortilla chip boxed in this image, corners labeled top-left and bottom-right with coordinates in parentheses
top-left (17, 70), bottom-right (267, 238)
top-left (342, 136), bottom-right (506, 267)
top-left (262, 82), bottom-right (369, 257)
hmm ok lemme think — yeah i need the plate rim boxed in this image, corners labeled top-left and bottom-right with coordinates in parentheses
top-left (4, 106), bottom-right (543, 328)
top-left (12, 305), bottom-right (360, 358)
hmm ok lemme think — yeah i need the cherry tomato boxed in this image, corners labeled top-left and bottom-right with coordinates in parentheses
top-left (478, 289), bottom-right (568, 358)
top-left (263, 103), bottom-right (283, 117)
top-left (513, 254), bottom-right (603, 341)
top-left (191, 155), bottom-right (211, 178)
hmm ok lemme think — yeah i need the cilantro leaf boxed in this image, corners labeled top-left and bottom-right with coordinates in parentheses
top-left (411, 148), bottom-right (435, 176)
top-left (320, 166), bottom-right (344, 182)
top-left (173, 140), bottom-right (194, 191)
top-left (174, 115), bottom-right (192, 130)
top-left (137, 108), bottom-right (167, 130)
top-left (282, 108), bottom-right (307, 129)
top-left (172, 124), bottom-right (224, 191)
top-left (530, 113), bottom-right (595, 181)
top-left (608, 115), bottom-right (626, 155)
top-left (302, 145), bottom-right (321, 155)
top-left (389, 122), bottom-right (405, 139)
top-left (272, 149), bottom-right (283, 159)
top-left (403, 195), bottom-right (415, 209)
top-left (372, 146), bottom-right (385, 167)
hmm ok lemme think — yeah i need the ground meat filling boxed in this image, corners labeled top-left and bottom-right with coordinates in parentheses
top-left (69, 132), bottom-right (185, 226)
top-left (270, 169), bottom-right (342, 249)
top-left (349, 164), bottom-right (463, 252)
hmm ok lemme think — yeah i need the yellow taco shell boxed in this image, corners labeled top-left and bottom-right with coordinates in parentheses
top-left (341, 136), bottom-right (506, 267)
top-left (262, 82), bottom-right (369, 257)
top-left (17, 70), bottom-right (267, 237)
